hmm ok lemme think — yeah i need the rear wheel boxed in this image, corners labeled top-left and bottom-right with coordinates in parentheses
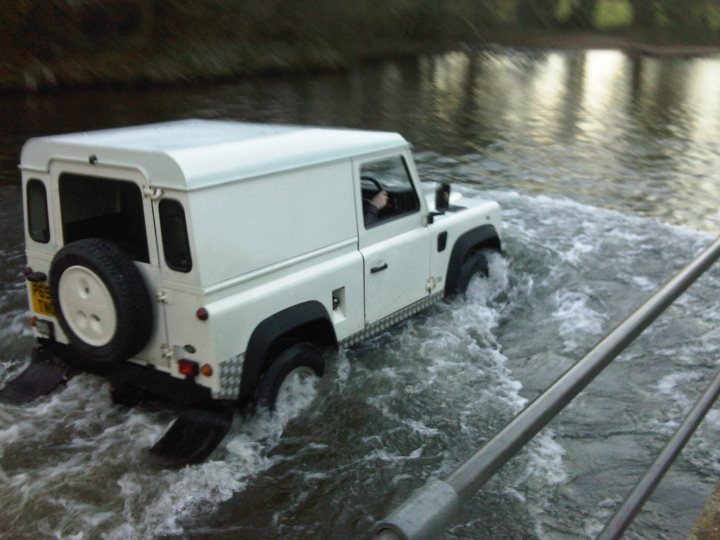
top-left (256, 343), bottom-right (324, 411)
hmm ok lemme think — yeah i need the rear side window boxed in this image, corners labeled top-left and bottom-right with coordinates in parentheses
top-left (27, 179), bottom-right (50, 243)
top-left (59, 174), bottom-right (149, 263)
top-left (159, 199), bottom-right (192, 272)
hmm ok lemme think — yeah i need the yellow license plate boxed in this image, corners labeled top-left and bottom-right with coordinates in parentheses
top-left (31, 281), bottom-right (56, 317)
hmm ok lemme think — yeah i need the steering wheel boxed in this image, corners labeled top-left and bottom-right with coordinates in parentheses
top-left (361, 175), bottom-right (393, 215)
top-left (361, 175), bottom-right (383, 195)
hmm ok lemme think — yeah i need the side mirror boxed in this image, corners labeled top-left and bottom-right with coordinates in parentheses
top-left (435, 182), bottom-right (451, 213)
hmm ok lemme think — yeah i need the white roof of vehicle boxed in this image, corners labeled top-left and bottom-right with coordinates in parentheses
top-left (20, 119), bottom-right (408, 190)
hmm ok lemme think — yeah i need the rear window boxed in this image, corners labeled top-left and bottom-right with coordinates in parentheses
top-left (159, 199), bottom-right (192, 272)
top-left (27, 179), bottom-right (50, 243)
top-left (59, 174), bottom-right (149, 263)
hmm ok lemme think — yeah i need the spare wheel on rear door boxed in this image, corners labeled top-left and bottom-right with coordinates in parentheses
top-left (50, 238), bottom-right (153, 363)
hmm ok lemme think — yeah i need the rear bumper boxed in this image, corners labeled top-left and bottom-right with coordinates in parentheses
top-left (40, 340), bottom-right (214, 406)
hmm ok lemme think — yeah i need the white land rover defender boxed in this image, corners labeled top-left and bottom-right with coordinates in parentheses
top-left (6, 120), bottom-right (501, 463)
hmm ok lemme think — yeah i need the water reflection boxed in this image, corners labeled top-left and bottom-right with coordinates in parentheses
top-left (0, 47), bottom-right (719, 231)
top-left (580, 50), bottom-right (629, 134)
top-left (683, 58), bottom-right (720, 143)
top-left (423, 52), bottom-right (472, 132)
top-left (390, 48), bottom-right (720, 231)
top-left (529, 53), bottom-right (568, 143)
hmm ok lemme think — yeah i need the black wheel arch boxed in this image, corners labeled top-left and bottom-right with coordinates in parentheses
top-left (238, 301), bottom-right (337, 405)
top-left (444, 225), bottom-right (501, 297)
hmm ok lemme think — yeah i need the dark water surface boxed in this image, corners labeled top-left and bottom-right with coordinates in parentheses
top-left (1, 48), bottom-right (720, 539)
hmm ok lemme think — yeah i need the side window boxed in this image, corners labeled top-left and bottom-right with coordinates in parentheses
top-left (159, 199), bottom-right (192, 272)
top-left (360, 156), bottom-right (419, 228)
top-left (27, 179), bottom-right (50, 243)
top-left (59, 174), bottom-right (149, 263)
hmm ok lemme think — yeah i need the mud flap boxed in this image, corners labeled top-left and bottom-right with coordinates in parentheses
top-left (0, 348), bottom-right (67, 404)
top-left (150, 404), bottom-right (234, 465)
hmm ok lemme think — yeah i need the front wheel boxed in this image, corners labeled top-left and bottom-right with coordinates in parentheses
top-left (455, 252), bottom-right (489, 297)
top-left (256, 343), bottom-right (324, 411)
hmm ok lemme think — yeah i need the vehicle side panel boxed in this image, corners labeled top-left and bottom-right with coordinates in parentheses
top-left (189, 161), bottom-right (357, 288)
top-left (197, 246), bottom-right (364, 396)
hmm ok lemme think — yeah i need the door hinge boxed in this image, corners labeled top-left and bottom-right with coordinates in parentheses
top-left (156, 290), bottom-right (170, 304)
top-left (143, 186), bottom-right (164, 200)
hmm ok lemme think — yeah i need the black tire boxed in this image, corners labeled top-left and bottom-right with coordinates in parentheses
top-left (455, 252), bottom-right (489, 296)
top-left (50, 238), bottom-right (153, 363)
top-left (256, 343), bottom-right (324, 411)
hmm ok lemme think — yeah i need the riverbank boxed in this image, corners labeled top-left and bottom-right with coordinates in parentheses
top-left (689, 481), bottom-right (720, 540)
top-left (491, 32), bottom-right (720, 57)
top-left (4, 33), bottom-right (720, 94)
top-left (3, 1), bottom-right (720, 93)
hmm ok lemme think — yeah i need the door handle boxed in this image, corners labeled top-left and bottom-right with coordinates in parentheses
top-left (370, 263), bottom-right (388, 274)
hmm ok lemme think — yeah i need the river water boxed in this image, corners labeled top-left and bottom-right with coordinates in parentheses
top-left (1, 48), bottom-right (720, 539)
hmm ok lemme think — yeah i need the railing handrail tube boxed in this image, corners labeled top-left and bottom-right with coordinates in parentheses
top-left (597, 368), bottom-right (720, 540)
top-left (374, 236), bottom-right (720, 540)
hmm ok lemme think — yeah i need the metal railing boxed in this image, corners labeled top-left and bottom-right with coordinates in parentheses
top-left (374, 236), bottom-right (720, 540)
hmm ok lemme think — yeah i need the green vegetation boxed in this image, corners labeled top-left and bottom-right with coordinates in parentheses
top-left (1, 0), bottom-right (719, 91)
top-left (594, 0), bottom-right (634, 29)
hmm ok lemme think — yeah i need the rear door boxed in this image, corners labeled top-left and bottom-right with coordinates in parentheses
top-left (49, 161), bottom-right (169, 366)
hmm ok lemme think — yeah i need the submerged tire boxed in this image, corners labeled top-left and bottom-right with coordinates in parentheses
top-left (455, 252), bottom-right (489, 296)
top-left (50, 238), bottom-right (153, 363)
top-left (256, 343), bottom-right (324, 411)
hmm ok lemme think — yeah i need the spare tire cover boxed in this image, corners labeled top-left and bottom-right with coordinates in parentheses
top-left (50, 238), bottom-right (153, 363)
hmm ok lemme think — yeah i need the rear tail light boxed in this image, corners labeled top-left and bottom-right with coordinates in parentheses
top-left (196, 308), bottom-right (209, 321)
top-left (178, 359), bottom-right (199, 377)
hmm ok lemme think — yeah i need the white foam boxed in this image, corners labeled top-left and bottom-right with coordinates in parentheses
top-left (652, 371), bottom-right (707, 433)
top-left (525, 430), bottom-right (568, 485)
top-left (0, 308), bottom-right (33, 339)
top-left (552, 288), bottom-right (607, 352)
top-left (632, 276), bottom-right (656, 291)
top-left (560, 236), bottom-right (595, 265)
top-left (109, 385), bottom-right (322, 539)
top-left (657, 371), bottom-right (704, 397)
top-left (582, 497), bottom-right (621, 538)
top-left (0, 368), bottom-right (322, 539)
top-left (355, 248), bottom-right (570, 515)
top-left (364, 446), bottom-right (425, 463)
